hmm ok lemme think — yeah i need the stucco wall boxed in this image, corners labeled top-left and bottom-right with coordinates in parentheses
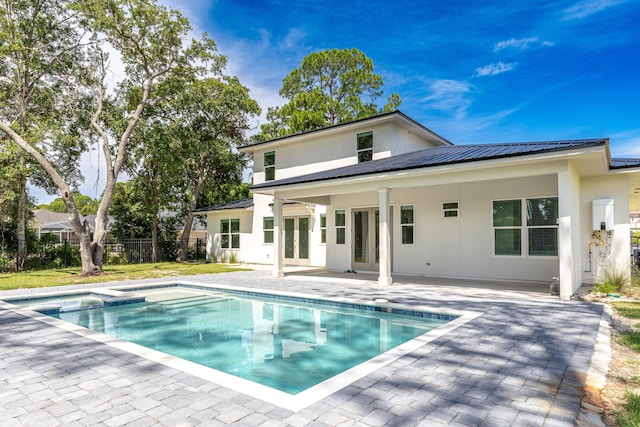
top-left (251, 123), bottom-right (437, 184)
top-left (327, 175), bottom-right (560, 283)
top-left (206, 194), bottom-right (327, 267)
top-left (580, 174), bottom-right (631, 285)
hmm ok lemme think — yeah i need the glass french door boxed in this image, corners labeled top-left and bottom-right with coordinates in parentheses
top-left (284, 217), bottom-right (309, 265)
top-left (352, 209), bottom-right (379, 272)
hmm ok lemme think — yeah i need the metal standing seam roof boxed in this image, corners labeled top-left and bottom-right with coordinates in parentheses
top-left (251, 139), bottom-right (608, 190)
top-left (611, 158), bottom-right (640, 169)
top-left (194, 198), bottom-right (254, 213)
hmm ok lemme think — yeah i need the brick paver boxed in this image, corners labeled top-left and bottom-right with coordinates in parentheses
top-left (0, 269), bottom-right (605, 426)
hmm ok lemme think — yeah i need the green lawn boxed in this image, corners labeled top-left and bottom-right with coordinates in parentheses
top-left (0, 262), bottom-right (248, 291)
top-left (613, 301), bottom-right (640, 319)
top-left (613, 298), bottom-right (640, 426)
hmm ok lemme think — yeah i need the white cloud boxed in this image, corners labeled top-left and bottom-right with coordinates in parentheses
top-left (561, 0), bottom-right (628, 20)
top-left (493, 37), bottom-right (539, 52)
top-left (474, 62), bottom-right (516, 77)
top-left (420, 79), bottom-right (473, 113)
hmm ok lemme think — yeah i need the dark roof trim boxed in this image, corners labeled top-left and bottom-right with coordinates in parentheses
top-left (194, 198), bottom-right (254, 212)
top-left (252, 139), bottom-right (607, 190)
top-left (239, 110), bottom-right (451, 150)
top-left (611, 158), bottom-right (640, 170)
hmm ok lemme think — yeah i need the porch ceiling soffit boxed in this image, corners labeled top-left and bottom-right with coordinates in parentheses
top-left (619, 169), bottom-right (640, 212)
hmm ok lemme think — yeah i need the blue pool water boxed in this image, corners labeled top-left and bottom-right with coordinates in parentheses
top-left (44, 287), bottom-right (452, 394)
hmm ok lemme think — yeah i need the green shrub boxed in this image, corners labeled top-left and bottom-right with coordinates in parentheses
top-left (594, 263), bottom-right (630, 294)
top-left (228, 251), bottom-right (240, 264)
top-left (593, 281), bottom-right (619, 294)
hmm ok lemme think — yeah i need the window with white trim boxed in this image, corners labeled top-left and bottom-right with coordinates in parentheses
top-left (335, 210), bottom-right (345, 244)
top-left (526, 197), bottom-right (558, 256)
top-left (357, 131), bottom-right (373, 163)
top-left (443, 202), bottom-right (459, 218)
top-left (320, 213), bottom-right (326, 244)
top-left (264, 151), bottom-right (275, 181)
top-left (221, 218), bottom-right (240, 249)
top-left (263, 217), bottom-right (274, 244)
top-left (400, 205), bottom-right (414, 244)
top-left (492, 197), bottom-right (558, 256)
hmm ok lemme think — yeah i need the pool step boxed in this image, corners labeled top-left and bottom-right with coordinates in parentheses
top-left (157, 295), bottom-right (229, 310)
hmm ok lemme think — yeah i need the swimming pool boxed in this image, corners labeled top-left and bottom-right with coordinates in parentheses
top-left (2, 282), bottom-right (478, 410)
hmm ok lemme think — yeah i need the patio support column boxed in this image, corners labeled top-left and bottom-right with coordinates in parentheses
top-left (558, 163), bottom-right (581, 300)
top-left (378, 188), bottom-right (392, 286)
top-left (272, 197), bottom-right (284, 278)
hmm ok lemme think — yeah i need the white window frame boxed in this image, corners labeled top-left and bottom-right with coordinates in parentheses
top-left (442, 201), bottom-right (459, 219)
top-left (320, 213), bottom-right (327, 244)
top-left (356, 131), bottom-right (373, 163)
top-left (220, 218), bottom-right (240, 249)
top-left (335, 210), bottom-right (346, 245)
top-left (264, 151), bottom-right (275, 181)
top-left (400, 205), bottom-right (414, 245)
top-left (263, 216), bottom-right (274, 244)
top-left (492, 197), bottom-right (558, 258)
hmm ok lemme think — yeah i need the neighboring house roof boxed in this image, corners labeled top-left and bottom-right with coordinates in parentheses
top-left (252, 138), bottom-right (608, 190)
top-left (239, 110), bottom-right (453, 152)
top-left (32, 209), bottom-right (70, 228)
top-left (195, 198), bottom-right (254, 213)
top-left (35, 210), bottom-right (115, 234)
top-left (611, 158), bottom-right (640, 169)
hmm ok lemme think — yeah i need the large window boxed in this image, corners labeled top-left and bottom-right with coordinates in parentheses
top-left (493, 197), bottom-right (558, 256)
top-left (263, 217), bottom-right (274, 244)
top-left (264, 151), bottom-right (275, 181)
top-left (335, 210), bottom-right (346, 244)
top-left (400, 205), bottom-right (414, 244)
top-left (357, 131), bottom-right (373, 163)
top-left (221, 218), bottom-right (240, 249)
top-left (527, 198), bottom-right (558, 256)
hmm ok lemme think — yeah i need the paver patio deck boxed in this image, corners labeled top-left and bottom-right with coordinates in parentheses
top-left (0, 269), bottom-right (606, 426)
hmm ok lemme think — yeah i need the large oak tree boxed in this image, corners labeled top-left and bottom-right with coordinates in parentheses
top-left (0, 0), bottom-right (224, 275)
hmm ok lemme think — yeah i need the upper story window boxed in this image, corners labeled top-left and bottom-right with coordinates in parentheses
top-left (357, 131), bottom-right (373, 163)
top-left (264, 151), bottom-right (275, 181)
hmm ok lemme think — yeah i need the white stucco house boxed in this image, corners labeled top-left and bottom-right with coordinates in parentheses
top-left (196, 111), bottom-right (640, 300)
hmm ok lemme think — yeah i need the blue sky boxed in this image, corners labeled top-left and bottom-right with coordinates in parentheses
top-left (34, 0), bottom-right (640, 203)
top-left (175, 0), bottom-right (640, 157)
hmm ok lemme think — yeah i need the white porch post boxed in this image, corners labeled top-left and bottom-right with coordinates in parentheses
top-left (272, 197), bottom-right (284, 278)
top-left (378, 188), bottom-right (392, 286)
top-left (558, 165), bottom-right (581, 300)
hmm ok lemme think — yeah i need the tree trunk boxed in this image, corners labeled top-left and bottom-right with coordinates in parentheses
top-left (91, 180), bottom-right (113, 269)
top-left (15, 167), bottom-right (27, 271)
top-left (151, 216), bottom-right (158, 263)
top-left (64, 194), bottom-right (100, 276)
top-left (176, 166), bottom-right (207, 262)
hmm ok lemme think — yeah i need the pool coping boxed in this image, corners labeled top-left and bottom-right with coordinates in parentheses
top-left (0, 279), bottom-right (482, 412)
